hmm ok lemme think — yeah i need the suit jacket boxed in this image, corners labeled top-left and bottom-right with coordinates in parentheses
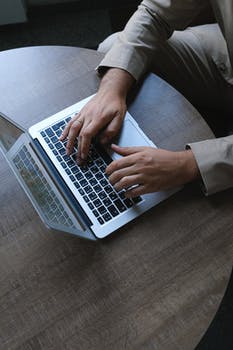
top-left (98, 0), bottom-right (233, 195)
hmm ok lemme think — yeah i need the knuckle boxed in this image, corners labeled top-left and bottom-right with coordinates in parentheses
top-left (119, 177), bottom-right (128, 188)
top-left (80, 129), bottom-right (91, 138)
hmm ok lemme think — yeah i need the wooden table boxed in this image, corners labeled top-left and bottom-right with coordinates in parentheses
top-left (0, 46), bottom-right (232, 350)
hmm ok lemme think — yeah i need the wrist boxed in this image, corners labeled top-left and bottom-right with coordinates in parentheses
top-left (179, 150), bottom-right (200, 183)
top-left (99, 68), bottom-right (135, 98)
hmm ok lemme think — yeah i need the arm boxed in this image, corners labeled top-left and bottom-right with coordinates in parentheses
top-left (98, 0), bottom-right (209, 80)
top-left (61, 0), bottom-right (210, 162)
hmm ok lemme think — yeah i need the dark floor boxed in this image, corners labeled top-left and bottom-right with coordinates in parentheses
top-left (0, 2), bottom-right (137, 52)
top-left (0, 3), bottom-right (233, 349)
top-left (0, 7), bottom-right (111, 52)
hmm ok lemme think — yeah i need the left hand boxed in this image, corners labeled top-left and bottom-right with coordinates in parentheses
top-left (106, 144), bottom-right (200, 197)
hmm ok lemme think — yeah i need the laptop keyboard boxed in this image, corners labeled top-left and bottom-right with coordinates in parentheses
top-left (40, 115), bottom-right (142, 225)
top-left (13, 145), bottom-right (76, 228)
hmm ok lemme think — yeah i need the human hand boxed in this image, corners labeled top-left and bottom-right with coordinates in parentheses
top-left (60, 68), bottom-right (134, 164)
top-left (106, 144), bottom-right (200, 197)
top-left (60, 91), bottom-right (126, 163)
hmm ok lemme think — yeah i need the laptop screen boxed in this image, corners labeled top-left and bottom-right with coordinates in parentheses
top-left (0, 114), bottom-right (23, 153)
top-left (0, 113), bottom-right (94, 239)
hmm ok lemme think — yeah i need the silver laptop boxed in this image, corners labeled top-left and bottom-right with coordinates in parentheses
top-left (0, 95), bottom-right (178, 240)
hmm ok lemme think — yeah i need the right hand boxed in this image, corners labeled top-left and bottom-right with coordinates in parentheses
top-left (60, 90), bottom-right (127, 163)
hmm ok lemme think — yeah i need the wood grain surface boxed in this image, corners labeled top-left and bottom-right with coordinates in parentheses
top-left (0, 46), bottom-right (232, 350)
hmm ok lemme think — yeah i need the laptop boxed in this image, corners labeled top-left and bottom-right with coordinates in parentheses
top-left (0, 95), bottom-right (178, 241)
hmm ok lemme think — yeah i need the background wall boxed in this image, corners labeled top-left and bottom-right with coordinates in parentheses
top-left (0, 0), bottom-right (27, 25)
top-left (27, 0), bottom-right (78, 4)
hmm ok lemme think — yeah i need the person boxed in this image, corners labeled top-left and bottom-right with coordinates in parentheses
top-left (60, 0), bottom-right (233, 198)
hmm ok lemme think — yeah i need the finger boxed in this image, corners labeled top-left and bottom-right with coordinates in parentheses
top-left (124, 184), bottom-right (147, 198)
top-left (78, 118), bottom-right (96, 160)
top-left (108, 165), bottom-right (136, 186)
top-left (99, 113), bottom-right (123, 144)
top-left (106, 154), bottom-right (136, 176)
top-left (110, 144), bottom-right (144, 156)
top-left (114, 174), bottom-right (141, 192)
top-left (59, 121), bottom-right (72, 141)
top-left (66, 119), bottom-right (83, 155)
top-left (59, 112), bottom-right (80, 141)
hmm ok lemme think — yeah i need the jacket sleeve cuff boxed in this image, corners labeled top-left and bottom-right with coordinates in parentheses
top-left (187, 135), bottom-right (233, 195)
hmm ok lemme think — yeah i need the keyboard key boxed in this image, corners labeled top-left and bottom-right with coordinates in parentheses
top-left (58, 148), bottom-right (66, 155)
top-left (65, 116), bottom-right (71, 123)
top-left (78, 188), bottom-right (85, 195)
top-left (105, 185), bottom-right (113, 194)
top-left (55, 129), bottom-right (62, 137)
top-left (55, 142), bottom-right (63, 150)
top-left (52, 121), bottom-right (65, 131)
top-left (63, 154), bottom-right (70, 162)
top-left (88, 202), bottom-right (94, 210)
top-left (132, 196), bottom-right (142, 204)
top-left (109, 192), bottom-right (118, 200)
top-left (96, 172), bottom-right (104, 180)
top-left (93, 199), bottom-right (102, 208)
top-left (80, 179), bottom-right (88, 187)
top-left (98, 206), bottom-right (107, 215)
top-left (75, 172), bottom-right (84, 181)
top-left (100, 178), bottom-right (108, 187)
top-left (93, 210), bottom-right (99, 217)
top-left (124, 198), bottom-right (134, 208)
top-left (70, 166), bottom-right (79, 174)
top-left (80, 165), bottom-right (88, 173)
top-left (96, 158), bottom-right (105, 166)
top-left (73, 182), bottom-right (80, 189)
top-left (83, 195), bottom-right (89, 203)
top-left (119, 191), bottom-right (126, 199)
top-left (89, 178), bottom-right (97, 186)
top-left (103, 198), bottom-right (111, 207)
top-left (97, 217), bottom-right (105, 225)
top-left (93, 184), bottom-right (102, 193)
top-left (85, 171), bottom-right (93, 180)
top-left (108, 204), bottom-right (119, 217)
top-left (51, 135), bottom-right (57, 143)
top-left (48, 143), bottom-right (54, 149)
top-left (84, 185), bottom-right (92, 194)
top-left (103, 213), bottom-right (111, 222)
top-left (67, 160), bottom-right (75, 167)
top-left (91, 166), bottom-right (98, 173)
top-left (89, 192), bottom-right (97, 201)
top-left (114, 199), bottom-right (126, 212)
top-left (98, 191), bottom-right (107, 200)
top-left (45, 128), bottom-right (55, 137)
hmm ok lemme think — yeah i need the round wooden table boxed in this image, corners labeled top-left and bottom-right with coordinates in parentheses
top-left (0, 46), bottom-right (232, 350)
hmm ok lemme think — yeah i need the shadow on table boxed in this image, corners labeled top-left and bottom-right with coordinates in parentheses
top-left (196, 266), bottom-right (233, 349)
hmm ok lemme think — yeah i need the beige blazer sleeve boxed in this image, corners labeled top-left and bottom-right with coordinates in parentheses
top-left (98, 0), bottom-right (233, 195)
top-left (98, 0), bottom-right (208, 80)
top-left (188, 135), bottom-right (233, 195)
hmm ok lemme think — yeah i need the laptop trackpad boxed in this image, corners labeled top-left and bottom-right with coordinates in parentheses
top-left (107, 113), bottom-right (155, 161)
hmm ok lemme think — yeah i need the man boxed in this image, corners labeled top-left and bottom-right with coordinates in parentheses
top-left (60, 0), bottom-right (233, 197)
